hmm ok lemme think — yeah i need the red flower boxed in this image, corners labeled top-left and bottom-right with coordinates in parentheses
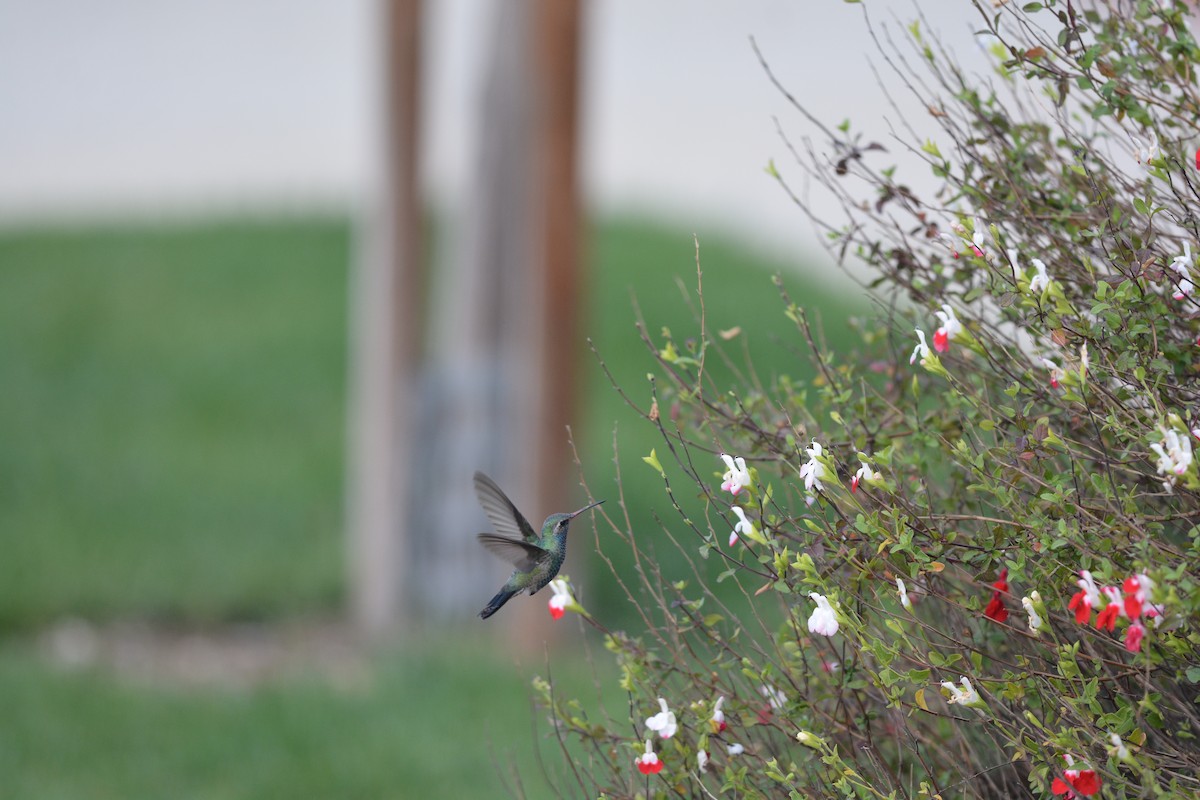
top-left (1067, 591), bottom-right (1091, 624)
top-left (1195, 146), bottom-right (1199, 170)
top-left (1052, 757), bottom-right (1101, 797)
top-left (1051, 771), bottom-right (1101, 797)
top-left (933, 328), bottom-right (949, 352)
top-left (984, 593), bottom-right (1009, 622)
top-left (1125, 621), bottom-right (1145, 653)
top-left (984, 568), bottom-right (1009, 622)
top-left (1095, 602), bottom-right (1120, 632)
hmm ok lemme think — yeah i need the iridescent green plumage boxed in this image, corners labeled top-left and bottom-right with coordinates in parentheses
top-left (474, 471), bottom-right (603, 619)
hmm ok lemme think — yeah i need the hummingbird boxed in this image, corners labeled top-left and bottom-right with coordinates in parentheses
top-left (474, 471), bottom-right (604, 620)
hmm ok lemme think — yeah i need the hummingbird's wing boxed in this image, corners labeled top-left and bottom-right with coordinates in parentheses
top-left (477, 533), bottom-right (550, 573)
top-left (473, 471), bottom-right (538, 543)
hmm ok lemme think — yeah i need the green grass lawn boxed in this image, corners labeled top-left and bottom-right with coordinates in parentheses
top-left (0, 633), bottom-right (610, 799)
top-left (0, 214), bottom-right (862, 796)
top-left (0, 221), bottom-right (347, 631)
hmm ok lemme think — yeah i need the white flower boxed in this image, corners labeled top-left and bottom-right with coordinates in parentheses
top-left (760, 684), bottom-right (786, 710)
top-left (1021, 591), bottom-right (1045, 634)
top-left (697, 749), bottom-right (709, 774)
top-left (1131, 129), bottom-right (1159, 164)
top-left (1079, 343), bottom-right (1088, 381)
top-left (1170, 242), bottom-right (1194, 300)
top-left (1151, 425), bottom-right (1193, 490)
top-left (910, 328), bottom-right (932, 366)
top-left (807, 592), bottom-right (839, 637)
top-left (729, 506), bottom-right (756, 547)
top-left (1028, 258), bottom-right (1051, 295)
top-left (645, 697), bottom-right (677, 739)
top-left (941, 676), bottom-right (981, 707)
top-left (933, 304), bottom-right (962, 352)
top-left (799, 441), bottom-right (826, 494)
top-left (1109, 732), bottom-right (1131, 762)
top-left (709, 695), bottom-right (727, 732)
top-left (851, 462), bottom-right (879, 492)
top-left (547, 578), bottom-right (575, 620)
top-left (726, 743), bottom-right (744, 756)
top-left (719, 453), bottom-right (752, 495)
top-left (1007, 248), bottom-right (1022, 283)
top-left (896, 577), bottom-right (913, 611)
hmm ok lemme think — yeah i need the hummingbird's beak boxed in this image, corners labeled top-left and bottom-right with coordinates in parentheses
top-left (568, 499), bottom-right (605, 518)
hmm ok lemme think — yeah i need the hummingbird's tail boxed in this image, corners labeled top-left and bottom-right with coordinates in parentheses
top-left (479, 587), bottom-right (518, 620)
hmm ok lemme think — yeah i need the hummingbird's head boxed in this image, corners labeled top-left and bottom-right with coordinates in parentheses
top-left (548, 499), bottom-right (605, 536)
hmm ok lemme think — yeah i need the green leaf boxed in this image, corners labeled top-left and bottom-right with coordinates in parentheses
top-left (642, 449), bottom-right (664, 476)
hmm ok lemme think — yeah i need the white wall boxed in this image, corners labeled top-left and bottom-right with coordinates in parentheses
top-left (0, 0), bottom-right (983, 258)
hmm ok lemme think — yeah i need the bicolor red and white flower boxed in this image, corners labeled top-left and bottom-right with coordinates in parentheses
top-left (709, 695), bottom-right (727, 733)
top-left (645, 697), bottom-right (677, 739)
top-left (851, 461), bottom-right (880, 492)
top-left (729, 506), bottom-right (756, 547)
top-left (719, 453), bottom-right (752, 496)
top-left (807, 593), bottom-right (839, 637)
top-left (1041, 357), bottom-right (1063, 389)
top-left (963, 217), bottom-right (987, 258)
top-left (635, 739), bottom-right (663, 775)
top-left (941, 676), bottom-right (982, 708)
top-left (933, 304), bottom-right (962, 352)
top-left (910, 329), bottom-right (933, 366)
top-left (1051, 754), bottom-right (1101, 797)
top-left (1151, 425), bottom-right (1193, 491)
top-left (1068, 570), bottom-right (1102, 624)
top-left (697, 749), bottom-right (709, 774)
top-left (799, 441), bottom-right (826, 494)
top-left (1169, 242), bottom-right (1195, 300)
top-left (897, 577), bottom-right (913, 611)
top-left (547, 578), bottom-right (576, 620)
top-left (938, 232), bottom-right (960, 259)
top-left (1122, 574), bottom-right (1153, 620)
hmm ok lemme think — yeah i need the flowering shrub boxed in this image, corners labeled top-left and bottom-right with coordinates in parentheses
top-left (531, 3), bottom-right (1200, 797)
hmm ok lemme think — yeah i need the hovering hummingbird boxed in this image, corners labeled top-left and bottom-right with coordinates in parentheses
top-left (474, 471), bottom-right (604, 620)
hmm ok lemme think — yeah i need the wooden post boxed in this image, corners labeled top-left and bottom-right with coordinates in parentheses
top-left (346, 0), bottom-right (423, 638)
top-left (530, 0), bottom-right (583, 525)
top-left (499, 0), bottom-right (583, 651)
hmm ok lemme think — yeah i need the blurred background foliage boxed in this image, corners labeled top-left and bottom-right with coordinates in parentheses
top-left (0, 215), bottom-right (860, 796)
